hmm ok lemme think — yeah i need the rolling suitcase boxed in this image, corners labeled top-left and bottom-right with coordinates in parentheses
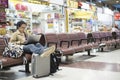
top-left (31, 53), bottom-right (50, 78)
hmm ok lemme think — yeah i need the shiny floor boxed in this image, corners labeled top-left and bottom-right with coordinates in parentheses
top-left (1, 48), bottom-right (120, 80)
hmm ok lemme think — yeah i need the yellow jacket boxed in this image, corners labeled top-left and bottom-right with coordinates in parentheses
top-left (10, 30), bottom-right (28, 44)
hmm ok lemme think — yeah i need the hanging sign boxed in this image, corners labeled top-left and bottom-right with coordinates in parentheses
top-left (49, 0), bottom-right (64, 5)
top-left (10, 0), bottom-right (49, 5)
top-left (28, 0), bottom-right (49, 5)
top-left (67, 0), bottom-right (78, 8)
top-left (74, 11), bottom-right (93, 19)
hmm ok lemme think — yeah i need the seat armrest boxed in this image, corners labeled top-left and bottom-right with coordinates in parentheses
top-left (60, 41), bottom-right (70, 48)
top-left (47, 42), bottom-right (57, 48)
top-left (80, 39), bottom-right (88, 44)
top-left (71, 40), bottom-right (79, 45)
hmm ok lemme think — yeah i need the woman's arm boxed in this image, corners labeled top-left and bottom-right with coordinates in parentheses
top-left (9, 33), bottom-right (20, 44)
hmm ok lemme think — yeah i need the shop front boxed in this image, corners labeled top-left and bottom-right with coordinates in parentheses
top-left (66, 1), bottom-right (97, 33)
top-left (2, 0), bottom-right (65, 36)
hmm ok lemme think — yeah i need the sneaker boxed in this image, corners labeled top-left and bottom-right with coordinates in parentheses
top-left (40, 45), bottom-right (55, 57)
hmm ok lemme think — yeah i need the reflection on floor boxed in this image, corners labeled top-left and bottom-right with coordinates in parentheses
top-left (61, 61), bottom-right (120, 72)
top-left (1, 49), bottom-right (120, 80)
top-left (0, 66), bottom-right (31, 80)
top-left (17, 67), bottom-right (120, 80)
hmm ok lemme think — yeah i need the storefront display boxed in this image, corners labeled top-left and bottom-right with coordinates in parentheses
top-left (0, 23), bottom-right (7, 35)
top-left (0, 2), bottom-right (7, 35)
top-left (5, 0), bottom-right (65, 34)
top-left (114, 12), bottom-right (120, 29)
top-left (66, 8), bottom-right (94, 33)
top-left (40, 11), bottom-right (65, 33)
top-left (0, 0), bottom-right (8, 8)
top-left (5, 0), bottom-right (32, 34)
top-left (65, 0), bottom-right (97, 33)
top-left (114, 12), bottom-right (120, 20)
top-left (0, 6), bottom-right (6, 22)
top-left (97, 7), bottom-right (113, 26)
top-left (6, 9), bottom-right (31, 31)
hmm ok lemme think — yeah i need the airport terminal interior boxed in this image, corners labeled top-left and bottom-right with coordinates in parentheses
top-left (0, 0), bottom-right (120, 80)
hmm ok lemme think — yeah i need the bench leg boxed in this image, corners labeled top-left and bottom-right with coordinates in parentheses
top-left (25, 62), bottom-right (30, 73)
top-left (87, 50), bottom-right (90, 56)
top-left (0, 73), bottom-right (8, 80)
top-left (66, 56), bottom-right (69, 61)
top-left (19, 62), bottom-right (30, 73)
top-left (114, 44), bottom-right (117, 48)
top-left (0, 70), bottom-right (8, 79)
top-left (0, 77), bottom-right (8, 80)
top-left (101, 47), bottom-right (104, 52)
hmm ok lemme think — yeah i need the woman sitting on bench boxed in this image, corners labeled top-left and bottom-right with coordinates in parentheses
top-left (10, 20), bottom-right (55, 57)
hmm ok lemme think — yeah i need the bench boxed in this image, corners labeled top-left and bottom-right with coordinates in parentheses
top-left (45, 32), bottom-right (94, 61)
top-left (0, 33), bottom-right (46, 72)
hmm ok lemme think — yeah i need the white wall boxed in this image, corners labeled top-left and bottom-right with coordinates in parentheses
top-left (49, 0), bottom-right (64, 5)
top-left (97, 13), bottom-right (113, 26)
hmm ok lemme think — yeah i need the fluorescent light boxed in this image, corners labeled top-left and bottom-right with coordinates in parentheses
top-left (116, 1), bottom-right (119, 3)
top-left (98, 0), bottom-right (102, 3)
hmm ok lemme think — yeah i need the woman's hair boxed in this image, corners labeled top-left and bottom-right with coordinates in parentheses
top-left (16, 21), bottom-right (27, 29)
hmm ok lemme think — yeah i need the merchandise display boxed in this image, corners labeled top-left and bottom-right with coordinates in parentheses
top-left (66, 1), bottom-right (97, 33)
top-left (0, 0), bottom-right (114, 35)
top-left (4, 0), bottom-right (65, 34)
top-left (32, 12), bottom-right (42, 34)
top-left (0, 6), bottom-right (6, 22)
top-left (5, 9), bottom-right (31, 31)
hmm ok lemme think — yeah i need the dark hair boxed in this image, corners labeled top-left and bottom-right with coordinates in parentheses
top-left (16, 21), bottom-right (27, 29)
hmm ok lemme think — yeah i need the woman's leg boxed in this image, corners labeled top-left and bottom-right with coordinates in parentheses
top-left (23, 44), bottom-right (44, 54)
top-left (35, 43), bottom-right (45, 49)
top-left (23, 44), bottom-right (32, 54)
top-left (35, 43), bottom-right (45, 54)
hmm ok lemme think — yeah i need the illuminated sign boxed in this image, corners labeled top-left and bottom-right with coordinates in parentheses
top-left (114, 13), bottom-right (120, 20)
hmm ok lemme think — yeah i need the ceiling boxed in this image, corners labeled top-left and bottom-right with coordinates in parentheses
top-left (80, 0), bottom-right (120, 11)
top-left (96, 0), bottom-right (120, 9)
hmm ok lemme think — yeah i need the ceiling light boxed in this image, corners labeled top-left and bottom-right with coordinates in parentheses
top-left (116, 1), bottom-right (119, 3)
top-left (98, 0), bottom-right (102, 3)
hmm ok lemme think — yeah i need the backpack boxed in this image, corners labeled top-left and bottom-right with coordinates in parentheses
top-left (50, 53), bottom-right (60, 74)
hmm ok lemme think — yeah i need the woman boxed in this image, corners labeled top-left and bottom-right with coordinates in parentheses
top-left (10, 20), bottom-right (55, 57)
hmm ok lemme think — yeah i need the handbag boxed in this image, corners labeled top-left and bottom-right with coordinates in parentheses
top-left (3, 43), bottom-right (23, 58)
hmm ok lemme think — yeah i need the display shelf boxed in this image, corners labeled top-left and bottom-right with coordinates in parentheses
top-left (31, 10), bottom-right (65, 33)
top-left (71, 22), bottom-right (82, 25)
top-left (5, 9), bottom-right (32, 31)
top-left (6, 17), bottom-right (30, 20)
top-left (67, 9), bottom-right (84, 32)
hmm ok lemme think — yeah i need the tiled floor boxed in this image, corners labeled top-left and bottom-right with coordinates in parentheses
top-left (17, 67), bottom-right (120, 80)
top-left (61, 49), bottom-right (120, 72)
top-left (62, 61), bottom-right (120, 72)
top-left (1, 49), bottom-right (120, 80)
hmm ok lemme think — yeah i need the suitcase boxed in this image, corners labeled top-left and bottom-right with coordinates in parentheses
top-left (31, 53), bottom-right (50, 78)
